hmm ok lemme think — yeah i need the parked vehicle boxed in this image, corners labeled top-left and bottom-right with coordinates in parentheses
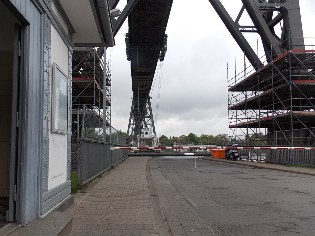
top-left (226, 149), bottom-right (239, 160)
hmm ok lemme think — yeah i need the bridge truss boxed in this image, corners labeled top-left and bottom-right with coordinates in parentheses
top-left (116, 0), bottom-right (313, 148)
top-left (125, 0), bottom-right (172, 144)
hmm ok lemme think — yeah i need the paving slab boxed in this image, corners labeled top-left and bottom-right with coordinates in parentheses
top-left (67, 157), bottom-right (159, 236)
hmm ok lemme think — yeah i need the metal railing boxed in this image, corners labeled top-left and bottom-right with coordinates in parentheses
top-left (71, 105), bottom-right (129, 186)
top-left (76, 139), bottom-right (128, 187)
top-left (227, 146), bottom-right (315, 167)
top-left (78, 141), bottom-right (111, 186)
top-left (110, 126), bottom-right (129, 168)
top-left (267, 149), bottom-right (315, 166)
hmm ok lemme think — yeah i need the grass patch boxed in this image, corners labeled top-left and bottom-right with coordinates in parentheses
top-left (287, 164), bottom-right (315, 169)
top-left (70, 171), bottom-right (79, 193)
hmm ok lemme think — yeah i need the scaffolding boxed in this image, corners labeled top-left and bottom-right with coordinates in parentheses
top-left (228, 46), bottom-right (315, 164)
top-left (71, 48), bottom-right (111, 169)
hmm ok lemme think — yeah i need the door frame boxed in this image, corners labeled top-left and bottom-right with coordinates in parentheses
top-left (7, 23), bottom-right (23, 223)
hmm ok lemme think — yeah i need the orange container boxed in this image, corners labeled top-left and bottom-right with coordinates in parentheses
top-left (211, 149), bottom-right (226, 159)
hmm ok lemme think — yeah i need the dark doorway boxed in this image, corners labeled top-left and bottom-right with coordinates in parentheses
top-left (0, 1), bottom-right (22, 227)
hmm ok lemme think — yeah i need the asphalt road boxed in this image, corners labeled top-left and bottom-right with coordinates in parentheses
top-left (154, 157), bottom-right (315, 236)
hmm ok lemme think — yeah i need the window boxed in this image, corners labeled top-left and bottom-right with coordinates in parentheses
top-left (52, 63), bottom-right (68, 134)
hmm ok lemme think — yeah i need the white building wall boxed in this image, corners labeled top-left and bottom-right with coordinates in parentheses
top-left (48, 26), bottom-right (69, 190)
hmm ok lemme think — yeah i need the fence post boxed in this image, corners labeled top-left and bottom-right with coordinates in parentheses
top-left (81, 104), bottom-right (86, 139)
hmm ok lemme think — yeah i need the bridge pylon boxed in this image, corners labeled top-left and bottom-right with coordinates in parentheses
top-left (127, 96), bottom-right (157, 146)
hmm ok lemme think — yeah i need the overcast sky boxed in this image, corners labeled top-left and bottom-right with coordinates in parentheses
top-left (108, 0), bottom-right (315, 137)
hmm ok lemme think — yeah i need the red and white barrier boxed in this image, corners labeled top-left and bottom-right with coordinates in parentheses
top-left (111, 146), bottom-right (216, 151)
top-left (112, 146), bottom-right (315, 151)
top-left (225, 146), bottom-right (315, 151)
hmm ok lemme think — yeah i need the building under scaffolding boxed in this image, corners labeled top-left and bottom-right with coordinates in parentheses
top-left (71, 48), bottom-right (111, 169)
top-left (228, 47), bottom-right (315, 164)
top-left (70, 48), bottom-right (129, 184)
top-left (72, 48), bottom-right (111, 139)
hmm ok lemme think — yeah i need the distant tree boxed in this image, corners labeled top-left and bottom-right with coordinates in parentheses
top-left (159, 133), bottom-right (230, 146)
top-left (179, 135), bottom-right (189, 145)
top-left (187, 133), bottom-right (198, 145)
top-left (169, 136), bottom-right (179, 146)
top-left (214, 134), bottom-right (229, 146)
top-left (199, 134), bottom-right (216, 145)
top-left (159, 135), bottom-right (170, 146)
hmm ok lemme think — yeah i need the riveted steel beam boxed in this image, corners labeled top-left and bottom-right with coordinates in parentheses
top-left (112, 0), bottom-right (139, 36)
top-left (108, 0), bottom-right (120, 9)
top-left (242, 0), bottom-right (282, 59)
top-left (242, 0), bottom-right (304, 60)
top-left (280, 0), bottom-right (304, 49)
top-left (209, 0), bottom-right (304, 66)
top-left (208, 0), bottom-right (263, 70)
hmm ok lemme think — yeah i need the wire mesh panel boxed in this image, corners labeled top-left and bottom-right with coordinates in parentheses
top-left (71, 106), bottom-right (105, 172)
top-left (111, 149), bottom-right (128, 166)
top-left (78, 142), bottom-right (111, 186)
top-left (238, 149), bottom-right (267, 162)
top-left (77, 130), bottom-right (129, 186)
top-left (110, 127), bottom-right (129, 167)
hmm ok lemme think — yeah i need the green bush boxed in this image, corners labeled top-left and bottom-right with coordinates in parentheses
top-left (70, 171), bottom-right (79, 193)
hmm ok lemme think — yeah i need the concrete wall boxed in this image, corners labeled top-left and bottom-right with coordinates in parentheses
top-left (48, 25), bottom-right (69, 190)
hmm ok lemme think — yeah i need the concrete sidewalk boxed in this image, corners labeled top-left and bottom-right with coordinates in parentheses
top-left (66, 157), bottom-right (159, 236)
